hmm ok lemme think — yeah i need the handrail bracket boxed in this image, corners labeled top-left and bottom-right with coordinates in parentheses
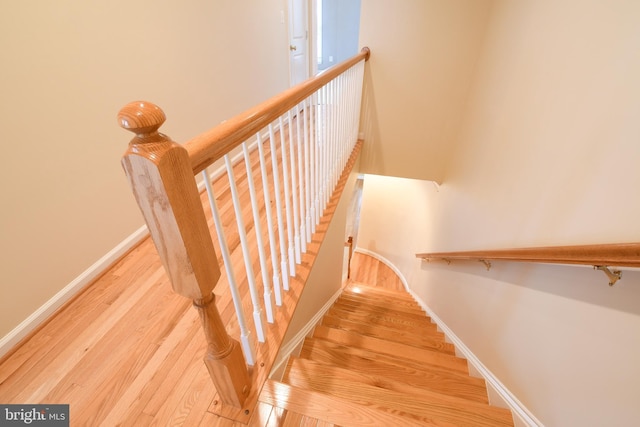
top-left (594, 265), bottom-right (622, 287)
top-left (479, 259), bottom-right (492, 271)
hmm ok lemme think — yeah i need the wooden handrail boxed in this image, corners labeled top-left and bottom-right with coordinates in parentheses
top-left (186, 47), bottom-right (371, 174)
top-left (118, 47), bottom-right (369, 413)
top-left (416, 243), bottom-right (640, 267)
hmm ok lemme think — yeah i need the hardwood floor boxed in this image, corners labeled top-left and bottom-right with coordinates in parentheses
top-left (0, 133), bottom-right (362, 425)
top-left (349, 251), bottom-right (405, 291)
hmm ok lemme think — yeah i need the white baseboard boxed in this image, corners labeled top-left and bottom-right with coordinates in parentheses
top-left (353, 247), bottom-right (542, 427)
top-left (0, 127), bottom-right (287, 360)
top-left (0, 225), bottom-right (149, 359)
top-left (406, 290), bottom-right (543, 427)
top-left (270, 286), bottom-right (343, 378)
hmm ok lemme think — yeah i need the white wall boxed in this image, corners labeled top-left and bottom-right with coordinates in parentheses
top-left (357, 0), bottom-right (640, 425)
top-left (358, 0), bottom-right (494, 182)
top-left (0, 0), bottom-right (289, 341)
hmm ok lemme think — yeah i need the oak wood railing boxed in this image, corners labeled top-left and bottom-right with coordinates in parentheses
top-left (118, 48), bottom-right (370, 419)
top-left (417, 243), bottom-right (640, 285)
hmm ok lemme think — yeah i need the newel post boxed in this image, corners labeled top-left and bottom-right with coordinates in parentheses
top-left (118, 101), bottom-right (250, 407)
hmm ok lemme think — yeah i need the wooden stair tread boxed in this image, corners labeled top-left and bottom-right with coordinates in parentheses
top-left (286, 357), bottom-right (489, 404)
top-left (314, 324), bottom-right (456, 357)
top-left (321, 315), bottom-right (447, 350)
top-left (259, 379), bottom-right (429, 427)
top-left (336, 294), bottom-right (427, 317)
top-left (328, 306), bottom-right (437, 332)
top-left (338, 291), bottom-right (426, 316)
top-left (300, 337), bottom-right (473, 383)
top-left (333, 301), bottom-right (430, 324)
top-left (345, 283), bottom-right (415, 302)
top-left (284, 359), bottom-right (513, 427)
top-left (307, 332), bottom-right (465, 373)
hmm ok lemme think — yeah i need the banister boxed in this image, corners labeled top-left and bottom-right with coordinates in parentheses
top-left (118, 101), bottom-right (251, 408)
top-left (186, 47), bottom-right (370, 174)
top-left (118, 47), bottom-right (368, 418)
top-left (417, 243), bottom-right (640, 285)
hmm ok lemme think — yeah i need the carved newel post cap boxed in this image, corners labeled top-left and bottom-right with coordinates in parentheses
top-left (118, 101), bottom-right (166, 137)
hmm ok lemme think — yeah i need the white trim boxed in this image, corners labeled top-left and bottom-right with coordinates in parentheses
top-left (270, 286), bottom-right (343, 376)
top-left (0, 225), bottom-right (149, 359)
top-left (409, 291), bottom-right (543, 427)
top-left (354, 248), bottom-right (542, 427)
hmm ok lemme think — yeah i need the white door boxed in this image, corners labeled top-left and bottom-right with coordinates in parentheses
top-left (288, 0), bottom-right (309, 86)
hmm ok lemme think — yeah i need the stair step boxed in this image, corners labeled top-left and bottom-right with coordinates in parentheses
top-left (345, 283), bottom-right (416, 303)
top-left (343, 287), bottom-right (418, 305)
top-left (259, 379), bottom-right (427, 427)
top-left (287, 356), bottom-right (489, 404)
top-left (313, 325), bottom-right (456, 359)
top-left (283, 359), bottom-right (513, 427)
top-left (321, 314), bottom-right (445, 348)
top-left (313, 324), bottom-right (456, 359)
top-left (328, 305), bottom-right (437, 332)
top-left (301, 337), bottom-right (468, 378)
top-left (332, 298), bottom-right (431, 323)
top-left (341, 287), bottom-right (425, 312)
top-left (337, 293), bottom-right (427, 317)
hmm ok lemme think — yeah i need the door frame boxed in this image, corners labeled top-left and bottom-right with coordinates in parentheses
top-left (288, 0), bottom-right (313, 86)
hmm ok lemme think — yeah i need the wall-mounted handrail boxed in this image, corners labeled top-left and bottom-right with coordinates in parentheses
top-left (417, 243), bottom-right (640, 286)
top-left (186, 47), bottom-right (370, 174)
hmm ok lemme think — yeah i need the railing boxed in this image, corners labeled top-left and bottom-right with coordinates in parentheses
top-left (417, 242), bottom-right (640, 286)
top-left (118, 48), bottom-right (369, 416)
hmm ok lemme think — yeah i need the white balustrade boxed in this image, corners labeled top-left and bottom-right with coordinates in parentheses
top-left (256, 131), bottom-right (284, 307)
top-left (202, 168), bottom-right (256, 366)
top-left (199, 58), bottom-right (366, 370)
top-left (224, 154), bottom-right (267, 343)
top-left (288, 110), bottom-right (303, 263)
top-left (268, 124), bottom-right (292, 289)
top-left (242, 142), bottom-right (275, 324)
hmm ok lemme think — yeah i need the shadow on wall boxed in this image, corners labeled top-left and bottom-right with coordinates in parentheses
top-left (420, 260), bottom-right (640, 317)
top-left (358, 61), bottom-right (384, 174)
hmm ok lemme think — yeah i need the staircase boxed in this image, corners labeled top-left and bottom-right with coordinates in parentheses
top-left (262, 279), bottom-right (515, 426)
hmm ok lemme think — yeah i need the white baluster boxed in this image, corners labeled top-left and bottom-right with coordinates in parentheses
top-left (320, 84), bottom-right (328, 212)
top-left (278, 117), bottom-right (296, 276)
top-left (328, 79), bottom-right (337, 199)
top-left (337, 77), bottom-right (342, 184)
top-left (343, 70), bottom-right (351, 165)
top-left (335, 77), bottom-right (342, 190)
top-left (302, 98), bottom-right (312, 244)
top-left (337, 74), bottom-right (345, 174)
top-left (242, 142), bottom-right (274, 323)
top-left (256, 132), bottom-right (283, 306)
top-left (286, 112), bottom-right (302, 264)
top-left (294, 105), bottom-right (307, 253)
top-left (344, 67), bottom-right (352, 153)
top-left (224, 155), bottom-right (266, 343)
top-left (309, 90), bottom-right (320, 233)
top-left (268, 124), bottom-right (291, 290)
top-left (355, 60), bottom-right (365, 143)
top-left (202, 169), bottom-right (256, 365)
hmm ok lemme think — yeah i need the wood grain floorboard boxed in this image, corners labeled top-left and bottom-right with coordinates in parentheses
top-left (0, 121), bottom-right (363, 426)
